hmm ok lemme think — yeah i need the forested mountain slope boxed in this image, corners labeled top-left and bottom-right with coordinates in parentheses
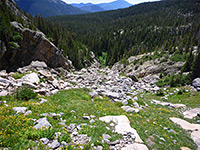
top-left (48, 0), bottom-right (200, 66)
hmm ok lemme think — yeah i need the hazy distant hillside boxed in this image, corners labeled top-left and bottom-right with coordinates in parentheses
top-left (72, 0), bottom-right (132, 12)
top-left (14, 0), bottom-right (86, 17)
top-left (72, 3), bottom-right (104, 12)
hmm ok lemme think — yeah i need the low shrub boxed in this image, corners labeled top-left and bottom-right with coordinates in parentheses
top-left (12, 35), bottom-right (23, 42)
top-left (178, 90), bottom-right (183, 95)
top-left (9, 41), bottom-right (19, 49)
top-left (12, 72), bottom-right (28, 79)
top-left (156, 90), bottom-right (164, 96)
top-left (15, 85), bottom-right (37, 101)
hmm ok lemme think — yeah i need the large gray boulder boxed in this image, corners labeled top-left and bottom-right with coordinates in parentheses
top-left (192, 78), bottom-right (200, 88)
top-left (146, 65), bottom-right (164, 75)
top-left (0, 22), bottom-right (73, 71)
top-left (21, 73), bottom-right (40, 84)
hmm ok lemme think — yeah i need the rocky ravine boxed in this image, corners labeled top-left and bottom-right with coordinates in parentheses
top-left (0, 60), bottom-right (161, 110)
top-left (0, 59), bottom-right (199, 113)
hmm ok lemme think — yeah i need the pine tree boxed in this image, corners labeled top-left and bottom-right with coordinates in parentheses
top-left (181, 46), bottom-right (194, 72)
top-left (191, 49), bottom-right (200, 79)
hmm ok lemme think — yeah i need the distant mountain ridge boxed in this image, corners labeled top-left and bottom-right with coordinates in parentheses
top-left (98, 0), bottom-right (132, 11)
top-left (72, 3), bottom-right (104, 12)
top-left (14, 0), bottom-right (86, 17)
top-left (72, 0), bottom-right (133, 12)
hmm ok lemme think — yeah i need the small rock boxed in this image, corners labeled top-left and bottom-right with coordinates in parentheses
top-left (40, 138), bottom-right (49, 145)
top-left (122, 100), bottom-right (128, 105)
top-left (51, 89), bottom-right (59, 95)
top-left (24, 110), bottom-right (32, 116)
top-left (55, 132), bottom-right (62, 139)
top-left (40, 113), bottom-right (49, 117)
top-left (96, 145), bottom-right (103, 150)
top-left (133, 96), bottom-right (138, 101)
top-left (181, 147), bottom-right (191, 150)
top-left (71, 110), bottom-right (75, 113)
top-left (12, 107), bottom-right (27, 114)
top-left (102, 134), bottom-right (111, 141)
top-left (72, 132), bottom-right (78, 136)
top-left (89, 92), bottom-right (98, 98)
top-left (90, 119), bottom-right (95, 124)
top-left (108, 140), bottom-right (120, 145)
top-left (0, 90), bottom-right (9, 96)
top-left (90, 115), bottom-right (96, 119)
top-left (127, 73), bottom-right (138, 82)
top-left (61, 141), bottom-right (68, 146)
top-left (39, 98), bottom-right (48, 104)
top-left (33, 117), bottom-right (52, 129)
top-left (47, 140), bottom-right (60, 149)
top-left (121, 106), bottom-right (140, 113)
top-left (82, 116), bottom-right (90, 120)
top-left (161, 97), bottom-right (168, 101)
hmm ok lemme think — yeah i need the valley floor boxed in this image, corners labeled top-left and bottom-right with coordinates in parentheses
top-left (0, 62), bottom-right (200, 150)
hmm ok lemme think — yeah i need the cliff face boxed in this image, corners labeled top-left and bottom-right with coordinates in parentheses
top-left (0, 21), bottom-right (73, 71)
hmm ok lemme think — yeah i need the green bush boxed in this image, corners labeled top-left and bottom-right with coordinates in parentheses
top-left (156, 90), bottom-right (164, 96)
top-left (12, 35), bottom-right (23, 42)
top-left (156, 76), bottom-right (171, 87)
top-left (9, 41), bottom-right (19, 49)
top-left (15, 85), bottom-right (37, 101)
top-left (12, 72), bottom-right (28, 79)
top-left (178, 90), bottom-right (183, 95)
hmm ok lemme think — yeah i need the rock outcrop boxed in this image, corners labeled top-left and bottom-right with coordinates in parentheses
top-left (0, 22), bottom-right (73, 71)
top-left (170, 117), bottom-right (200, 150)
top-left (99, 115), bottom-right (149, 150)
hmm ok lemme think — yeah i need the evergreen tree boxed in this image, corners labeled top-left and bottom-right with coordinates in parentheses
top-left (191, 49), bottom-right (200, 79)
